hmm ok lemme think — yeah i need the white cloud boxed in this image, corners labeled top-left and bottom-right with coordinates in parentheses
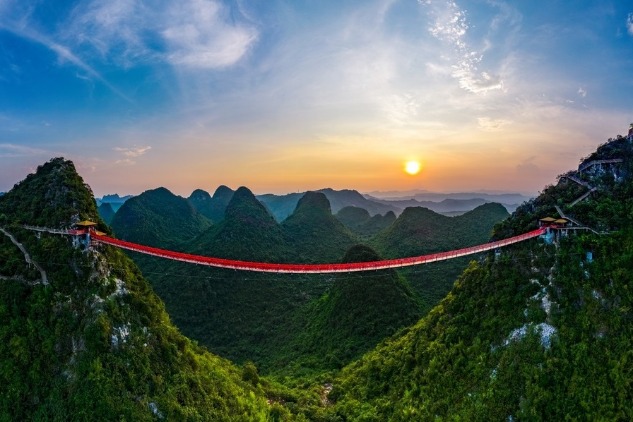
top-left (454, 67), bottom-right (504, 94)
top-left (114, 145), bottom-right (151, 164)
top-left (65, 0), bottom-right (257, 69)
top-left (66, 0), bottom-right (150, 65)
top-left (383, 94), bottom-right (420, 124)
top-left (478, 117), bottom-right (511, 131)
top-left (0, 18), bottom-right (132, 102)
top-left (0, 143), bottom-right (50, 158)
top-left (577, 87), bottom-right (587, 97)
top-left (424, 0), bottom-right (505, 94)
top-left (627, 13), bottom-right (633, 36)
top-left (114, 145), bottom-right (151, 158)
top-left (428, 1), bottom-right (468, 48)
top-left (163, 0), bottom-right (257, 68)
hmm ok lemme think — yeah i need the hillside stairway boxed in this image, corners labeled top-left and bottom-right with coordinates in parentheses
top-left (562, 174), bottom-right (592, 189)
top-left (569, 188), bottom-right (597, 207)
top-left (578, 159), bottom-right (623, 173)
top-left (554, 205), bottom-right (602, 235)
top-left (560, 172), bottom-right (601, 208)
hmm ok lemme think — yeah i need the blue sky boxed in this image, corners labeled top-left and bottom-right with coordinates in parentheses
top-left (1, 0), bottom-right (632, 197)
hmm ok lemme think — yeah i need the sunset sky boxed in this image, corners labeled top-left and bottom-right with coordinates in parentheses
top-left (1, 0), bottom-right (632, 197)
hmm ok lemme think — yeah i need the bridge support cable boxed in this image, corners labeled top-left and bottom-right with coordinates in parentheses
top-left (91, 228), bottom-right (546, 274)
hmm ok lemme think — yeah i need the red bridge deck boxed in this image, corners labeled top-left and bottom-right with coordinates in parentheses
top-left (92, 228), bottom-right (546, 274)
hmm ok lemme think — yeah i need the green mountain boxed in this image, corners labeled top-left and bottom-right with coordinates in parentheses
top-left (0, 158), bottom-right (271, 420)
top-left (97, 194), bottom-right (133, 212)
top-left (335, 205), bottom-right (371, 227)
top-left (188, 185), bottom-right (234, 223)
top-left (361, 211), bottom-right (397, 236)
top-left (317, 188), bottom-right (397, 216)
top-left (336, 206), bottom-right (396, 238)
top-left (267, 244), bottom-right (422, 376)
top-left (258, 188), bottom-right (399, 222)
top-left (111, 187), bottom-right (211, 248)
top-left (125, 187), bottom-right (331, 368)
top-left (282, 191), bottom-right (357, 263)
top-left (98, 202), bottom-right (116, 225)
top-left (371, 203), bottom-right (509, 311)
top-left (189, 186), bottom-right (291, 261)
top-left (373, 202), bottom-right (509, 257)
top-left (327, 136), bottom-right (633, 420)
top-left (257, 192), bottom-right (304, 222)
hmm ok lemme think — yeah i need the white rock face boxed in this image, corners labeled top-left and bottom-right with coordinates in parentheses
top-left (149, 402), bottom-right (164, 419)
top-left (505, 322), bottom-right (556, 349)
top-left (111, 323), bottom-right (132, 348)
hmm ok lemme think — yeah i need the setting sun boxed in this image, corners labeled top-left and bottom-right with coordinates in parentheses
top-left (404, 160), bottom-right (421, 175)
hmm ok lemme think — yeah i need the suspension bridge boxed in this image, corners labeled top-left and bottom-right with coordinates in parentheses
top-left (20, 224), bottom-right (547, 274)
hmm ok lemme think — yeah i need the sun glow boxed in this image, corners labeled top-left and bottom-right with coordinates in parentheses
top-left (404, 160), bottom-right (421, 175)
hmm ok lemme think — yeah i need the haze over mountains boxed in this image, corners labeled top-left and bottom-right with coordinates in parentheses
top-left (1, 133), bottom-right (633, 419)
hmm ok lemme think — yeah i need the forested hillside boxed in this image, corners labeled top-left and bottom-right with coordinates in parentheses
top-left (97, 202), bottom-right (115, 225)
top-left (326, 135), bottom-right (633, 420)
top-left (111, 187), bottom-right (211, 248)
top-left (372, 202), bottom-right (510, 312)
top-left (335, 206), bottom-right (396, 238)
top-left (0, 159), bottom-right (273, 420)
top-left (189, 186), bottom-right (293, 261)
top-left (188, 185), bottom-right (234, 223)
top-left (265, 245), bottom-right (422, 377)
top-left (282, 192), bottom-right (356, 263)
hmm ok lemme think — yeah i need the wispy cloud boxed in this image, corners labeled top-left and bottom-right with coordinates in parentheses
top-left (424, 0), bottom-right (505, 94)
top-left (114, 145), bottom-right (151, 165)
top-left (65, 0), bottom-right (151, 66)
top-left (65, 0), bottom-right (257, 69)
top-left (162, 1), bottom-right (257, 68)
top-left (0, 143), bottom-right (50, 158)
top-left (114, 146), bottom-right (151, 158)
top-left (627, 13), bottom-right (633, 36)
top-left (0, 17), bottom-right (133, 102)
top-left (383, 94), bottom-right (420, 125)
top-left (577, 87), bottom-right (587, 97)
top-left (478, 117), bottom-right (511, 131)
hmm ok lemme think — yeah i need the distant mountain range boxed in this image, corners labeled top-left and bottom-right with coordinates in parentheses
top-left (366, 189), bottom-right (533, 202)
top-left (367, 196), bottom-right (523, 214)
top-left (96, 193), bottom-right (134, 212)
top-left (97, 188), bottom-right (532, 223)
